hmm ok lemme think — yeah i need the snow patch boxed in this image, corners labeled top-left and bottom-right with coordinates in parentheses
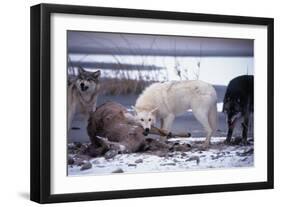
top-left (68, 137), bottom-right (254, 176)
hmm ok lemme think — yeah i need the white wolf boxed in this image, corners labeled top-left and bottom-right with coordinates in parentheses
top-left (133, 80), bottom-right (217, 148)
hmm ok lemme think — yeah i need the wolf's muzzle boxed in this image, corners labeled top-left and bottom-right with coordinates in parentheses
top-left (142, 128), bottom-right (150, 136)
top-left (80, 82), bottom-right (89, 91)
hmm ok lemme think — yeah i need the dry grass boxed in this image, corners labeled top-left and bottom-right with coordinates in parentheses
top-left (99, 78), bottom-right (154, 95)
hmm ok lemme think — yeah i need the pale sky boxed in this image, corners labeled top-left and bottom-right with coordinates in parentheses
top-left (69, 54), bottom-right (253, 86)
top-left (68, 31), bottom-right (254, 86)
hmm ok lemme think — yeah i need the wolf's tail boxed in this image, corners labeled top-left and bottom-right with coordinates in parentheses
top-left (208, 103), bottom-right (217, 133)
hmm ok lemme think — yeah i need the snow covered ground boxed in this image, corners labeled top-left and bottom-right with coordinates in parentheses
top-left (68, 137), bottom-right (254, 176)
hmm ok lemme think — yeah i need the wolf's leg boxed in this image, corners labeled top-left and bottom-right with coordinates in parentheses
top-left (160, 118), bottom-right (164, 129)
top-left (208, 104), bottom-right (217, 134)
top-left (226, 125), bottom-right (234, 144)
top-left (68, 106), bottom-right (75, 132)
top-left (242, 113), bottom-right (249, 145)
top-left (161, 114), bottom-right (175, 141)
top-left (67, 112), bottom-right (72, 132)
top-left (91, 102), bottom-right (97, 112)
top-left (192, 108), bottom-right (213, 148)
top-left (162, 114), bottom-right (175, 132)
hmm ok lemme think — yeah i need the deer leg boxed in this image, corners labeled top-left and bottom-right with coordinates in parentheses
top-left (150, 126), bottom-right (191, 138)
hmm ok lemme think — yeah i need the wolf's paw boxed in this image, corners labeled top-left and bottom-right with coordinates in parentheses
top-left (159, 136), bottom-right (167, 142)
top-left (166, 132), bottom-right (173, 139)
top-left (224, 139), bottom-right (232, 145)
top-left (200, 142), bottom-right (210, 151)
top-left (241, 140), bottom-right (250, 146)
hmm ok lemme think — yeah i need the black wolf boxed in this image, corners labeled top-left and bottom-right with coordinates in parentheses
top-left (223, 75), bottom-right (254, 144)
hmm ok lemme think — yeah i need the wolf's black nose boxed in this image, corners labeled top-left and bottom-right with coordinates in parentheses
top-left (145, 128), bottom-right (150, 133)
top-left (80, 82), bottom-right (88, 91)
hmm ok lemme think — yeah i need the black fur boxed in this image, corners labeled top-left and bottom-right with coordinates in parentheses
top-left (223, 75), bottom-right (253, 144)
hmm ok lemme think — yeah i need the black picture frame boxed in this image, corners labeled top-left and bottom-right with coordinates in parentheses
top-left (30, 3), bottom-right (274, 204)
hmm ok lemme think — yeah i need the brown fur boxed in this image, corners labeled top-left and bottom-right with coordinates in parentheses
top-left (87, 102), bottom-right (146, 155)
top-left (86, 102), bottom-right (191, 157)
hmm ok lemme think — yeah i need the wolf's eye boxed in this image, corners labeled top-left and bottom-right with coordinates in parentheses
top-left (141, 118), bottom-right (144, 122)
top-left (87, 78), bottom-right (91, 81)
top-left (148, 118), bottom-right (151, 122)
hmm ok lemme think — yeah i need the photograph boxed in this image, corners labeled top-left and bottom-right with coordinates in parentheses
top-left (30, 3), bottom-right (273, 203)
top-left (66, 31), bottom-right (254, 176)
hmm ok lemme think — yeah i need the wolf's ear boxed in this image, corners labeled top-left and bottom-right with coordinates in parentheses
top-left (77, 66), bottom-right (86, 75)
top-left (92, 70), bottom-right (101, 79)
top-left (150, 107), bottom-right (158, 114)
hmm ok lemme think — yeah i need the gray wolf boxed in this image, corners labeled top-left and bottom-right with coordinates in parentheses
top-left (67, 66), bottom-right (101, 131)
top-left (223, 75), bottom-right (254, 144)
top-left (133, 80), bottom-right (217, 148)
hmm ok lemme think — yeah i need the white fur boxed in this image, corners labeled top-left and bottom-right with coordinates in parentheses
top-left (134, 80), bottom-right (217, 147)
